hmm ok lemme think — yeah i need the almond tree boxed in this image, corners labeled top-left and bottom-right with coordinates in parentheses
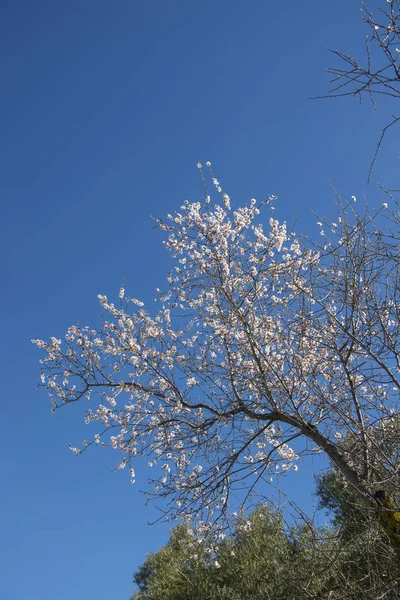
top-left (33, 168), bottom-right (400, 546)
top-left (322, 0), bottom-right (400, 180)
top-left (327, 0), bottom-right (400, 103)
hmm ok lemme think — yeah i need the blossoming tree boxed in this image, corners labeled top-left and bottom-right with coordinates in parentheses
top-left (33, 164), bottom-right (400, 544)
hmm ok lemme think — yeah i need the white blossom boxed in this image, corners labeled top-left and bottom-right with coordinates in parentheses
top-left (33, 171), bottom-right (400, 542)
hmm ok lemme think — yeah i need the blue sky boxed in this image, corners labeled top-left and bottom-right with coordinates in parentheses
top-left (0, 1), bottom-right (398, 599)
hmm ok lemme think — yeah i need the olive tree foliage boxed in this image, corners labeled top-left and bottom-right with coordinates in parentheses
top-left (316, 463), bottom-right (400, 599)
top-left (131, 505), bottom-right (335, 600)
top-left (317, 468), bottom-right (400, 594)
top-left (131, 474), bottom-right (400, 600)
top-left (317, 414), bottom-right (400, 551)
top-left (33, 165), bottom-right (400, 543)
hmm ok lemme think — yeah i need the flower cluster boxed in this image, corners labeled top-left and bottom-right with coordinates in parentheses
top-left (33, 172), bottom-right (400, 534)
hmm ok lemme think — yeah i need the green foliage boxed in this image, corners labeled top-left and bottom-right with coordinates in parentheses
top-left (374, 490), bottom-right (400, 554)
top-left (131, 471), bottom-right (400, 600)
top-left (315, 468), bottom-right (400, 598)
top-left (316, 419), bottom-right (400, 550)
top-left (131, 506), bottom-right (336, 600)
top-left (316, 470), bottom-right (368, 540)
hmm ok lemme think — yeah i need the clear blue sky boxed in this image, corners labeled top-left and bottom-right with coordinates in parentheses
top-left (0, 1), bottom-right (398, 599)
